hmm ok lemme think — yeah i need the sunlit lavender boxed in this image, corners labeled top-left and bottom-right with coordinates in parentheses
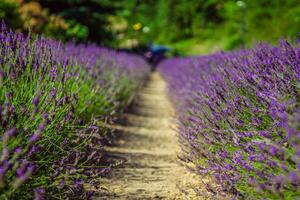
top-left (159, 41), bottom-right (300, 199)
top-left (0, 23), bottom-right (149, 199)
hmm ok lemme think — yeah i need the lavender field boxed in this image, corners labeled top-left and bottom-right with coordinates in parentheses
top-left (1, 1), bottom-right (300, 199)
top-left (159, 41), bottom-right (300, 199)
top-left (0, 23), bottom-right (149, 199)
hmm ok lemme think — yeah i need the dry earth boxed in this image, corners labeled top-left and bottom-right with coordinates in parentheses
top-left (93, 72), bottom-right (215, 200)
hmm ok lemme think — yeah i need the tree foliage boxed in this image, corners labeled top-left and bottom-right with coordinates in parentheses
top-left (1, 0), bottom-right (299, 50)
top-left (120, 0), bottom-right (300, 50)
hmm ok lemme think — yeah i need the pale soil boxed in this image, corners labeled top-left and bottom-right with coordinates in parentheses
top-left (93, 72), bottom-right (215, 200)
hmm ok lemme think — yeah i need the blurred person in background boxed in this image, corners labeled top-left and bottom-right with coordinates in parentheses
top-left (144, 44), bottom-right (170, 71)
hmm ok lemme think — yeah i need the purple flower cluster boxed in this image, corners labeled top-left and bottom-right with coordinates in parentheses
top-left (159, 41), bottom-right (300, 199)
top-left (0, 22), bottom-right (149, 199)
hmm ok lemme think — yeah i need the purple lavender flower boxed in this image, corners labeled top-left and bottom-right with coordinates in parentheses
top-left (34, 188), bottom-right (45, 200)
top-left (13, 164), bottom-right (35, 189)
top-left (32, 96), bottom-right (40, 106)
top-left (29, 133), bottom-right (40, 144)
top-left (289, 171), bottom-right (299, 186)
top-left (268, 145), bottom-right (277, 156)
top-left (60, 178), bottom-right (65, 186)
top-left (0, 167), bottom-right (5, 189)
top-left (0, 147), bottom-right (9, 162)
top-left (14, 147), bottom-right (22, 155)
top-left (27, 145), bottom-right (39, 157)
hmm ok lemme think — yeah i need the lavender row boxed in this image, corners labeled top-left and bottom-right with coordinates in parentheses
top-left (159, 41), bottom-right (300, 199)
top-left (0, 23), bottom-right (149, 199)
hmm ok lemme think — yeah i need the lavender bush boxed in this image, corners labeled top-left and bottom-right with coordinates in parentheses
top-left (159, 41), bottom-right (300, 199)
top-left (0, 23), bottom-right (149, 199)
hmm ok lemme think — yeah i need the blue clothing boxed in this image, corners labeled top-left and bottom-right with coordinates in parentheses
top-left (150, 45), bottom-right (170, 55)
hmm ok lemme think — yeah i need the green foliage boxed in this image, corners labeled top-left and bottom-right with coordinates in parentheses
top-left (65, 20), bottom-right (89, 41)
top-left (38, 0), bottom-right (123, 46)
top-left (0, 0), bottom-right (22, 28)
top-left (119, 0), bottom-right (300, 53)
top-left (1, 0), bottom-right (299, 52)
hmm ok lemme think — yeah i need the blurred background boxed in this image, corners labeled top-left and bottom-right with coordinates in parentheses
top-left (1, 0), bottom-right (299, 55)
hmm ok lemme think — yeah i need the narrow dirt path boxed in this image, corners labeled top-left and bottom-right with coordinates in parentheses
top-left (94, 72), bottom-right (206, 199)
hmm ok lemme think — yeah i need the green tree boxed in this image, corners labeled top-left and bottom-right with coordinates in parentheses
top-left (38, 0), bottom-right (122, 46)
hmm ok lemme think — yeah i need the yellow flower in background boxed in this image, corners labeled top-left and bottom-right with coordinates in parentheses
top-left (133, 22), bottom-right (142, 31)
